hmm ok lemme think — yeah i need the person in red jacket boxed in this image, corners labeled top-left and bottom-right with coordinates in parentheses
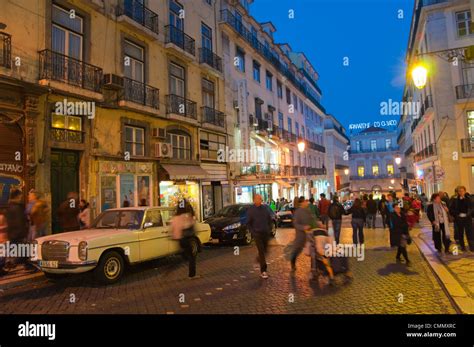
top-left (318, 193), bottom-right (331, 229)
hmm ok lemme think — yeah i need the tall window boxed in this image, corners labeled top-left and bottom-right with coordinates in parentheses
top-left (124, 40), bottom-right (144, 82)
top-left (255, 99), bottom-right (263, 119)
top-left (385, 138), bottom-right (391, 150)
top-left (265, 70), bottom-right (273, 91)
top-left (468, 111), bottom-right (474, 138)
top-left (387, 164), bottom-right (394, 175)
top-left (169, 0), bottom-right (184, 30)
top-left (277, 80), bottom-right (283, 99)
top-left (202, 78), bottom-right (214, 108)
top-left (168, 130), bottom-right (191, 160)
top-left (253, 60), bottom-right (260, 82)
top-left (287, 118), bottom-right (292, 133)
top-left (456, 10), bottom-right (473, 37)
top-left (125, 126), bottom-right (144, 156)
top-left (370, 140), bottom-right (377, 151)
top-left (235, 46), bottom-right (245, 72)
top-left (295, 122), bottom-right (299, 137)
top-left (169, 62), bottom-right (185, 97)
top-left (52, 4), bottom-right (83, 59)
top-left (293, 94), bottom-right (298, 110)
top-left (358, 166), bottom-right (365, 177)
top-left (200, 131), bottom-right (225, 160)
top-left (355, 141), bottom-right (361, 152)
top-left (201, 22), bottom-right (212, 51)
top-left (278, 112), bottom-right (284, 129)
top-left (372, 164), bottom-right (379, 176)
top-left (301, 125), bottom-right (305, 139)
top-left (286, 87), bottom-right (291, 104)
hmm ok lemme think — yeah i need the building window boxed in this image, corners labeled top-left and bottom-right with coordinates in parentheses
top-left (235, 46), bottom-right (245, 72)
top-left (265, 70), bottom-right (273, 91)
top-left (370, 140), bottom-right (377, 151)
top-left (468, 111), bottom-right (474, 138)
top-left (125, 126), bottom-right (145, 156)
top-left (385, 138), bottom-right (391, 150)
top-left (201, 22), bottom-right (213, 51)
top-left (293, 94), bottom-right (298, 110)
top-left (169, 62), bottom-right (185, 97)
top-left (355, 141), bottom-right (361, 152)
top-left (252, 60), bottom-right (260, 82)
top-left (255, 99), bottom-right (263, 119)
top-left (200, 131), bottom-right (226, 161)
top-left (301, 125), bottom-right (305, 139)
top-left (358, 166), bottom-right (364, 177)
top-left (287, 118), bottom-right (292, 133)
top-left (51, 114), bottom-right (83, 143)
top-left (278, 113), bottom-right (284, 129)
top-left (300, 99), bottom-right (304, 113)
top-left (124, 40), bottom-right (145, 82)
top-left (170, 0), bottom-right (184, 29)
top-left (286, 87), bottom-right (291, 104)
top-left (202, 78), bottom-right (214, 108)
top-left (456, 11), bottom-right (473, 37)
top-left (387, 164), bottom-right (394, 175)
top-left (168, 130), bottom-right (191, 160)
top-left (52, 4), bottom-right (83, 60)
top-left (277, 80), bottom-right (283, 99)
top-left (372, 164), bottom-right (379, 176)
top-left (295, 122), bottom-right (299, 137)
top-left (204, 0), bottom-right (212, 5)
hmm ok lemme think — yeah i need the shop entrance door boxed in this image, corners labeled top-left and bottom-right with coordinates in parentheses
top-left (51, 150), bottom-right (80, 233)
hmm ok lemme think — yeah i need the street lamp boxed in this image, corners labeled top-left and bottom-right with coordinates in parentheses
top-left (390, 179), bottom-right (395, 184)
top-left (344, 168), bottom-right (349, 175)
top-left (411, 64), bottom-right (428, 89)
top-left (297, 141), bottom-right (305, 153)
top-left (395, 156), bottom-right (402, 165)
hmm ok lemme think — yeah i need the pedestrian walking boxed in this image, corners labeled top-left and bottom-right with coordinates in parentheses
top-left (79, 199), bottom-right (91, 229)
top-left (28, 191), bottom-right (49, 239)
top-left (5, 189), bottom-right (29, 268)
top-left (420, 193), bottom-right (428, 213)
top-left (449, 186), bottom-right (473, 252)
top-left (308, 197), bottom-right (320, 225)
top-left (318, 193), bottom-right (330, 229)
top-left (427, 193), bottom-right (451, 255)
top-left (392, 204), bottom-right (411, 266)
top-left (346, 198), bottom-right (365, 244)
top-left (379, 194), bottom-right (388, 229)
top-left (247, 194), bottom-right (273, 279)
top-left (171, 199), bottom-right (199, 279)
top-left (366, 194), bottom-right (377, 229)
top-left (386, 194), bottom-right (396, 247)
top-left (57, 192), bottom-right (80, 232)
top-left (362, 194), bottom-right (369, 227)
top-left (290, 197), bottom-right (314, 273)
top-left (328, 195), bottom-right (345, 244)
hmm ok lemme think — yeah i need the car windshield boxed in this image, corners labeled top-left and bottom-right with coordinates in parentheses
top-left (91, 210), bottom-right (145, 230)
top-left (216, 205), bottom-right (247, 217)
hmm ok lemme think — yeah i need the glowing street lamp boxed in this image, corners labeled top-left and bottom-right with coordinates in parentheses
top-left (297, 141), bottom-right (305, 153)
top-left (390, 179), bottom-right (395, 184)
top-left (395, 156), bottom-right (402, 165)
top-left (344, 168), bottom-right (349, 175)
top-left (411, 64), bottom-right (428, 90)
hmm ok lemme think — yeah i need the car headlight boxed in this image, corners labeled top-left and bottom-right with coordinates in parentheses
top-left (223, 222), bottom-right (241, 231)
top-left (78, 241), bottom-right (88, 261)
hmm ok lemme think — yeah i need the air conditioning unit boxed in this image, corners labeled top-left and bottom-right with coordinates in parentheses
top-left (152, 127), bottom-right (167, 139)
top-left (155, 142), bottom-right (172, 158)
top-left (103, 74), bottom-right (124, 89)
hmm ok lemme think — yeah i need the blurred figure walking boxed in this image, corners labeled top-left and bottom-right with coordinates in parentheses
top-left (79, 199), bottom-right (91, 229)
top-left (57, 192), bottom-right (80, 232)
top-left (290, 197), bottom-right (313, 274)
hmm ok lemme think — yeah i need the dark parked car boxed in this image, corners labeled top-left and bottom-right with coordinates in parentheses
top-left (205, 204), bottom-right (277, 245)
top-left (276, 203), bottom-right (294, 227)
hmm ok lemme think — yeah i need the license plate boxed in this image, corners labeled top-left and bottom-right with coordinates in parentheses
top-left (283, 219), bottom-right (292, 223)
top-left (39, 260), bottom-right (59, 268)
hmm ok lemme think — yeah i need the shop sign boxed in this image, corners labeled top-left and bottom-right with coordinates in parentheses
top-left (237, 79), bottom-right (249, 151)
top-left (0, 163), bottom-right (23, 174)
top-left (99, 161), bottom-right (153, 174)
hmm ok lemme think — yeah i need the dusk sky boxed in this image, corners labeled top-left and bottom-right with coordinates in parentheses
top-left (250, 0), bottom-right (414, 132)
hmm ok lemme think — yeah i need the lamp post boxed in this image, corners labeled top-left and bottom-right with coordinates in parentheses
top-left (395, 156), bottom-right (401, 165)
top-left (297, 141), bottom-right (305, 153)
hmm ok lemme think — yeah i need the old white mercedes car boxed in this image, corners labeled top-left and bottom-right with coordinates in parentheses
top-left (32, 207), bottom-right (211, 284)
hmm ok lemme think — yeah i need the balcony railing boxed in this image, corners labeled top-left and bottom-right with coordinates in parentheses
top-left (350, 173), bottom-right (401, 180)
top-left (38, 49), bottom-right (103, 92)
top-left (309, 141), bottom-right (326, 153)
top-left (199, 47), bottom-right (222, 72)
top-left (50, 128), bottom-right (84, 144)
top-left (461, 138), bottom-right (474, 153)
top-left (166, 94), bottom-right (197, 119)
top-left (116, 0), bottom-right (159, 34)
top-left (202, 106), bottom-right (225, 127)
top-left (292, 166), bottom-right (300, 176)
top-left (307, 167), bottom-right (326, 175)
top-left (122, 77), bottom-right (159, 109)
top-left (350, 146), bottom-right (399, 154)
top-left (455, 84), bottom-right (474, 100)
top-left (414, 144), bottom-right (437, 162)
top-left (165, 25), bottom-right (195, 56)
top-left (0, 32), bottom-right (11, 68)
top-left (220, 9), bottom-right (326, 114)
top-left (241, 164), bottom-right (281, 176)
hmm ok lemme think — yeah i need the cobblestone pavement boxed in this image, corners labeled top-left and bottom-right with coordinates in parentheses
top-left (417, 216), bottom-right (474, 300)
top-left (0, 216), bottom-right (457, 314)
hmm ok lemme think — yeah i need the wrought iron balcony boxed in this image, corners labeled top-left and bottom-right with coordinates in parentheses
top-left (165, 25), bottom-right (195, 56)
top-left (199, 47), bottom-right (222, 72)
top-left (350, 173), bottom-right (401, 180)
top-left (0, 32), bottom-right (11, 68)
top-left (414, 144), bottom-right (437, 162)
top-left (455, 84), bottom-right (474, 100)
top-left (116, 0), bottom-right (159, 34)
top-left (307, 167), bottom-right (327, 175)
top-left (308, 141), bottom-right (326, 153)
top-left (202, 106), bottom-right (225, 127)
top-left (166, 94), bottom-right (197, 119)
top-left (50, 128), bottom-right (84, 144)
top-left (38, 49), bottom-right (103, 92)
top-left (122, 77), bottom-right (159, 109)
top-left (461, 138), bottom-right (474, 153)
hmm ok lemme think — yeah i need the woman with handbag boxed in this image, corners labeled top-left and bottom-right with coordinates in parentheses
top-left (391, 204), bottom-right (411, 266)
top-left (427, 193), bottom-right (451, 255)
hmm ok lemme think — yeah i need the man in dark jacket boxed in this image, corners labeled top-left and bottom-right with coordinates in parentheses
top-left (328, 196), bottom-right (345, 244)
top-left (449, 186), bottom-right (473, 252)
top-left (247, 194), bottom-right (273, 279)
top-left (366, 194), bottom-right (378, 229)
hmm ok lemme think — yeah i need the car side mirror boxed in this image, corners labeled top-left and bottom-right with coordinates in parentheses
top-left (143, 222), bottom-right (154, 229)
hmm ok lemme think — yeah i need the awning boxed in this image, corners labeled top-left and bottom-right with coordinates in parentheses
top-left (276, 180), bottom-right (292, 188)
top-left (161, 164), bottom-right (209, 180)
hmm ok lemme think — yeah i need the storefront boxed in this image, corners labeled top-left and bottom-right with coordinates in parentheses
top-left (98, 161), bottom-right (154, 212)
top-left (234, 182), bottom-right (273, 204)
top-left (200, 163), bottom-right (231, 219)
top-left (158, 163), bottom-right (208, 221)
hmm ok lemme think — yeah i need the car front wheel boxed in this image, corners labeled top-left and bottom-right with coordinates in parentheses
top-left (94, 251), bottom-right (124, 285)
top-left (271, 222), bottom-right (277, 237)
top-left (241, 229), bottom-right (253, 245)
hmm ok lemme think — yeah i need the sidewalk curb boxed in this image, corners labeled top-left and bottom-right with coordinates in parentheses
top-left (0, 272), bottom-right (45, 291)
top-left (412, 231), bottom-right (474, 314)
